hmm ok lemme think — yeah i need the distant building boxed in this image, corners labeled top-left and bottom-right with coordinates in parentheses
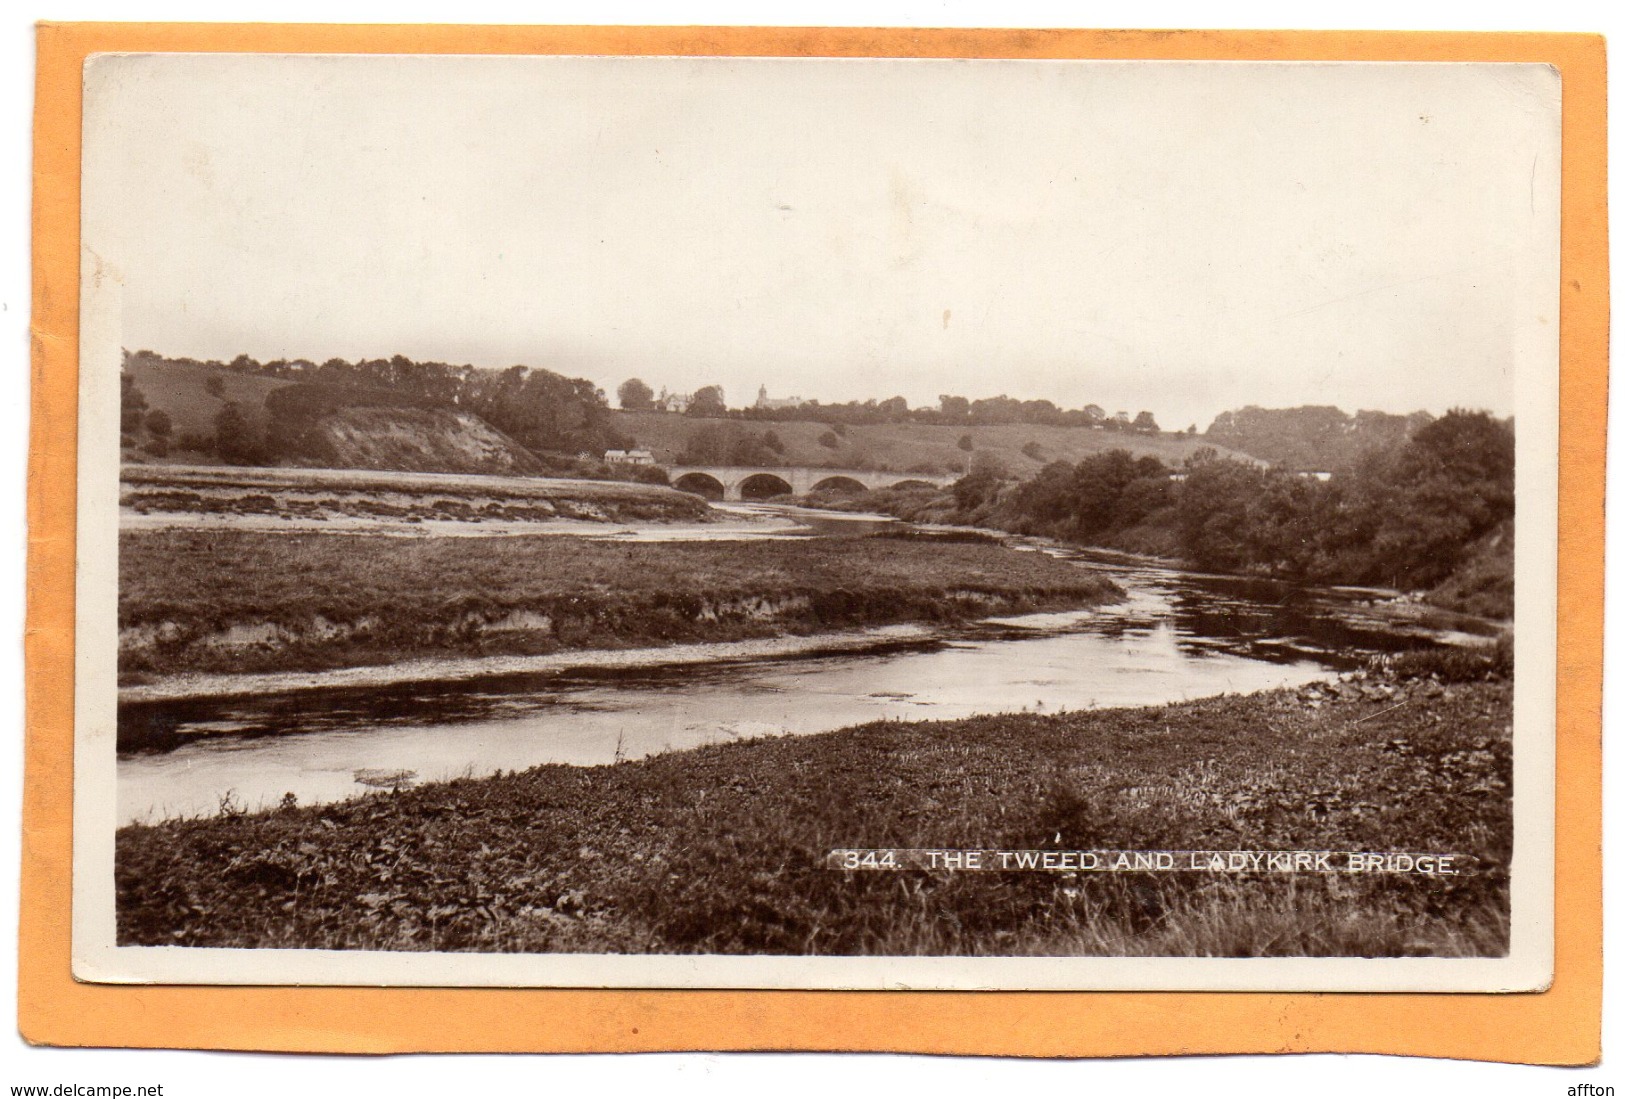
top-left (656, 388), bottom-right (692, 414)
top-left (603, 449), bottom-right (656, 466)
top-left (755, 385), bottom-right (803, 411)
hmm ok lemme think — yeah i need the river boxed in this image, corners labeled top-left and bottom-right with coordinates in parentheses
top-left (116, 506), bottom-right (1493, 824)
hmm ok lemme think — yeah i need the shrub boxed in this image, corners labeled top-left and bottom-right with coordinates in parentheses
top-left (728, 433), bottom-right (781, 466)
top-left (819, 431), bottom-right (840, 450)
top-left (969, 451), bottom-right (1009, 479)
top-left (214, 403), bottom-right (268, 465)
top-left (176, 431), bottom-right (216, 455)
top-left (957, 434), bottom-right (974, 452)
top-left (1381, 637), bottom-right (1512, 683)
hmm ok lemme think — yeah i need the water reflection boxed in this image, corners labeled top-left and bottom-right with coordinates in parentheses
top-left (117, 524), bottom-right (1495, 824)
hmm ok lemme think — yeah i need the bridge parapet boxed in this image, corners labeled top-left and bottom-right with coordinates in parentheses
top-left (666, 465), bottom-right (954, 502)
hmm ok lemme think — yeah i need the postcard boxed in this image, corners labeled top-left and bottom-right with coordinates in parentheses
top-left (23, 24), bottom-right (1604, 1060)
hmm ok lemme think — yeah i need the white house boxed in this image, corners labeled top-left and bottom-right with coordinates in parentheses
top-left (604, 449), bottom-right (656, 466)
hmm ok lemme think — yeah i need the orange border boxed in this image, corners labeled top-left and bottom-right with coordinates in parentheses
top-left (22, 24), bottom-right (1607, 1061)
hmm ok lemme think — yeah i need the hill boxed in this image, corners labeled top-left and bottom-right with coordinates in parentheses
top-left (124, 350), bottom-right (1252, 481)
top-left (1424, 519), bottom-right (1513, 619)
top-left (122, 357), bottom-right (543, 476)
top-left (302, 407), bottom-right (546, 475)
top-left (1204, 405), bottom-right (1436, 471)
top-left (123, 353), bottom-right (293, 441)
top-left (611, 411), bottom-right (1249, 476)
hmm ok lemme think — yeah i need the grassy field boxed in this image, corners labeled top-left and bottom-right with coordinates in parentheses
top-left (120, 529), bottom-right (1121, 678)
top-left (115, 657), bottom-right (1511, 956)
top-left (612, 411), bottom-right (1253, 477)
top-left (124, 356), bottom-right (293, 441)
top-left (122, 463), bottom-right (709, 526)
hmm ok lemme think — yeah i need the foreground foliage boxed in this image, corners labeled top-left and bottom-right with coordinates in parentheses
top-left (118, 665), bottom-right (1511, 957)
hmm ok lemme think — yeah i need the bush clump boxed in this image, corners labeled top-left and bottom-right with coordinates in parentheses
top-left (1380, 636), bottom-right (1512, 683)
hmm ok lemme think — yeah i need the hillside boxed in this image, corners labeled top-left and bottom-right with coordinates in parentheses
top-left (122, 357), bottom-right (543, 476)
top-left (1204, 405), bottom-right (1436, 471)
top-left (123, 354), bottom-right (293, 440)
top-left (1424, 519), bottom-right (1513, 619)
top-left (611, 411), bottom-right (1249, 476)
top-left (304, 407), bottom-right (546, 475)
top-left (124, 351), bottom-right (1253, 481)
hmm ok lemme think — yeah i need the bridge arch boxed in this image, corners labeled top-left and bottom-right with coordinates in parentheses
top-left (738, 472), bottom-right (795, 500)
top-left (673, 471), bottom-right (725, 500)
top-left (664, 464), bottom-right (955, 502)
top-left (809, 475), bottom-right (868, 497)
top-left (886, 478), bottom-right (939, 492)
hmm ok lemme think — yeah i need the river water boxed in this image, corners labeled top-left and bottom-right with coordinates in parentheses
top-left (116, 507), bottom-right (1491, 824)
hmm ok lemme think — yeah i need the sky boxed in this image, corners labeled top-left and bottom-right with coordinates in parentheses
top-left (83, 54), bottom-right (1559, 432)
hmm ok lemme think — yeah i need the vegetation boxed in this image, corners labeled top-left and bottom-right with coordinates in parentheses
top-left (121, 463), bottom-right (701, 530)
top-left (837, 410), bottom-right (1515, 615)
top-left (124, 349), bottom-right (634, 468)
top-left (119, 529), bottom-right (1121, 678)
top-left (526, 452), bottom-right (671, 486)
top-left (614, 411), bottom-right (1232, 476)
top-left (152, 347), bottom-right (1178, 433)
top-left (120, 374), bottom-right (149, 438)
top-left (213, 402), bottom-right (263, 464)
top-left (677, 422), bottom-right (790, 467)
top-left (121, 351), bottom-right (292, 455)
top-left (1424, 521), bottom-right (1515, 618)
top-left (685, 385), bottom-right (727, 418)
top-left (617, 377), bottom-right (655, 411)
top-left (1205, 404), bottom-right (1435, 471)
top-left (734, 391), bottom-right (1162, 432)
top-left (115, 658), bottom-right (1510, 956)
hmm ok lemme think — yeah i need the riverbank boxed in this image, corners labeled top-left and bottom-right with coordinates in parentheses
top-left (116, 656), bottom-right (1511, 956)
top-left (119, 530), bottom-right (1122, 680)
top-left (117, 624), bottom-right (943, 707)
top-left (122, 463), bottom-right (712, 530)
top-left (822, 448), bottom-right (1515, 622)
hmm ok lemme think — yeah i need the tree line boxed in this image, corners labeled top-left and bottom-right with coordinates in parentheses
top-left (617, 376), bottom-right (1163, 433)
top-left (1204, 404), bottom-right (1437, 471)
top-left (883, 410), bottom-right (1514, 598)
top-left (124, 350), bottom-right (633, 463)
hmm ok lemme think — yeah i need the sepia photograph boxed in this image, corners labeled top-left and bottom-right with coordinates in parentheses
top-left (71, 51), bottom-right (1559, 991)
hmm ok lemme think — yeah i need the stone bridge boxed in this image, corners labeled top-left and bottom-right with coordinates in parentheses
top-left (665, 465), bottom-right (955, 502)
